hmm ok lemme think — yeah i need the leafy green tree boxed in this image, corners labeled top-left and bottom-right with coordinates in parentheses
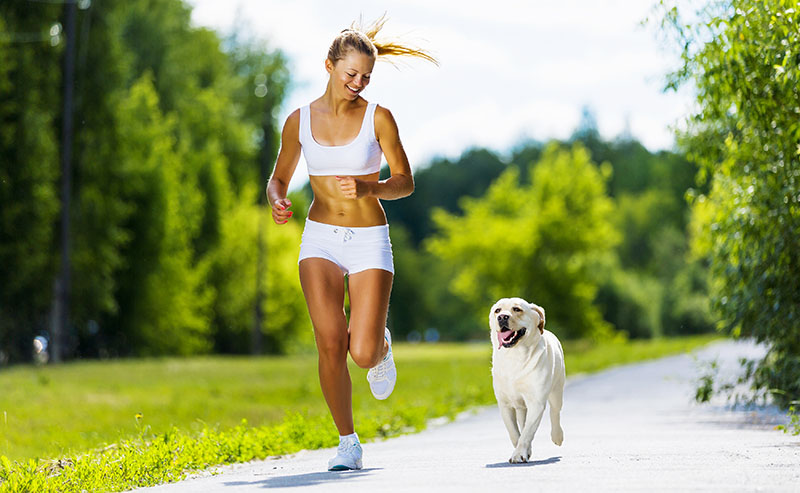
top-left (386, 225), bottom-right (478, 341)
top-left (0, 0), bottom-right (294, 359)
top-left (567, 108), bottom-right (713, 339)
top-left (111, 76), bottom-right (211, 355)
top-left (208, 185), bottom-right (311, 354)
top-left (383, 148), bottom-right (508, 246)
top-left (225, 29), bottom-right (291, 200)
top-left (68, 0), bottom-right (141, 355)
top-left (119, 2), bottom-right (245, 257)
top-left (660, 0), bottom-right (800, 405)
top-left (0, 5), bottom-right (62, 361)
top-left (428, 143), bottom-right (619, 339)
top-left (64, 0), bottom-right (234, 356)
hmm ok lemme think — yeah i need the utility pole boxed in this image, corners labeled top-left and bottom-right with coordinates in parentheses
top-left (53, 0), bottom-right (77, 363)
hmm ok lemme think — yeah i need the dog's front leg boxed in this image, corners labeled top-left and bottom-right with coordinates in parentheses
top-left (499, 405), bottom-right (520, 447)
top-left (509, 400), bottom-right (546, 463)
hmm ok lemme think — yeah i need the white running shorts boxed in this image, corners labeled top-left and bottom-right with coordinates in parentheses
top-left (298, 219), bottom-right (394, 275)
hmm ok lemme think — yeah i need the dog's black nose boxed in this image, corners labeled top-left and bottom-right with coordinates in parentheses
top-left (498, 314), bottom-right (509, 323)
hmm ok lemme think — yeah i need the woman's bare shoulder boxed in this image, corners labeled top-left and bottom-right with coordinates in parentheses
top-left (281, 108), bottom-right (301, 135)
top-left (374, 104), bottom-right (395, 120)
top-left (374, 105), bottom-right (399, 140)
top-left (285, 108), bottom-right (301, 123)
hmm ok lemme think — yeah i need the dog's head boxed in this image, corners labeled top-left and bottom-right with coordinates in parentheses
top-left (489, 297), bottom-right (545, 350)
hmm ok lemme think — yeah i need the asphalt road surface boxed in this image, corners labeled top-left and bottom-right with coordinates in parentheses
top-left (135, 340), bottom-right (799, 492)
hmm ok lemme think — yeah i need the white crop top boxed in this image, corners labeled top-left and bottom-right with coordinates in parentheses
top-left (299, 102), bottom-right (383, 176)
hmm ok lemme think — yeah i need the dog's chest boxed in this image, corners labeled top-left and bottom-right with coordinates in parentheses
top-left (491, 351), bottom-right (543, 398)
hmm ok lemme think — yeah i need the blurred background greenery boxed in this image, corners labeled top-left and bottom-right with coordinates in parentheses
top-left (0, 0), bottom-right (718, 364)
top-left (1, 0), bottom-right (798, 415)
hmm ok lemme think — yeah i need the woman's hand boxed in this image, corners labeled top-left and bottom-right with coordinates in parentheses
top-left (335, 176), bottom-right (371, 199)
top-left (271, 198), bottom-right (293, 224)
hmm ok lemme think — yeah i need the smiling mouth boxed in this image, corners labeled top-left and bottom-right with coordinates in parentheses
top-left (497, 327), bottom-right (527, 349)
top-left (346, 85), bottom-right (360, 94)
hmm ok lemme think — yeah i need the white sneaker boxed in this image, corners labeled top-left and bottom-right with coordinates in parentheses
top-left (327, 438), bottom-right (363, 471)
top-left (367, 328), bottom-right (396, 400)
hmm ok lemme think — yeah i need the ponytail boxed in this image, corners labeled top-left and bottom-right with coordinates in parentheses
top-left (327, 14), bottom-right (439, 67)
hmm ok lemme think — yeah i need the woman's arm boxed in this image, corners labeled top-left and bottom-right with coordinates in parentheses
top-left (336, 106), bottom-right (414, 200)
top-left (267, 110), bottom-right (302, 224)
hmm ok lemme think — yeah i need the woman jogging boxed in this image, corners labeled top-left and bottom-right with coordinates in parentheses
top-left (266, 17), bottom-right (436, 471)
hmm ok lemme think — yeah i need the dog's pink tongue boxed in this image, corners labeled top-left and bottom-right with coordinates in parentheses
top-left (497, 330), bottom-right (514, 348)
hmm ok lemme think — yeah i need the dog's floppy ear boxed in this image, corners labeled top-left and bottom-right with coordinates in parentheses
top-left (529, 303), bottom-right (545, 334)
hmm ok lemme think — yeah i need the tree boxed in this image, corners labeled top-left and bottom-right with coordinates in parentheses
top-left (111, 76), bottom-right (212, 355)
top-left (660, 0), bottom-right (800, 406)
top-left (0, 5), bottom-right (62, 361)
top-left (68, 0), bottom-right (139, 356)
top-left (383, 148), bottom-right (508, 246)
top-left (428, 143), bottom-right (619, 339)
top-left (208, 186), bottom-right (312, 354)
top-left (1, 0), bottom-right (294, 360)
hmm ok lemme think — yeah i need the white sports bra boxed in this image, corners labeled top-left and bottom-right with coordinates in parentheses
top-left (299, 102), bottom-right (383, 176)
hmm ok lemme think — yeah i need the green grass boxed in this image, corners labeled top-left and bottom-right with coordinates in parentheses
top-left (0, 334), bottom-right (719, 491)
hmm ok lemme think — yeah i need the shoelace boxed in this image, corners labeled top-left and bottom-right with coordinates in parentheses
top-left (369, 351), bottom-right (391, 380)
top-left (338, 441), bottom-right (360, 454)
top-left (369, 361), bottom-right (386, 380)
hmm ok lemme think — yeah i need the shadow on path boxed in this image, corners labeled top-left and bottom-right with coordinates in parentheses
top-left (485, 456), bottom-right (561, 468)
top-left (696, 403), bottom-right (791, 430)
top-left (224, 468), bottom-right (381, 489)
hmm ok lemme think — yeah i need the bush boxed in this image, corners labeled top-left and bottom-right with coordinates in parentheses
top-left (660, 0), bottom-right (800, 407)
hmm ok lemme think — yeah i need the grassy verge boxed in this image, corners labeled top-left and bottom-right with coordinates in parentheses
top-left (0, 334), bottom-right (719, 492)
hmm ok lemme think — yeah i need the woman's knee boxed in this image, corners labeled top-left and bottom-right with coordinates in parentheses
top-left (349, 338), bottom-right (382, 369)
top-left (315, 330), bottom-right (348, 362)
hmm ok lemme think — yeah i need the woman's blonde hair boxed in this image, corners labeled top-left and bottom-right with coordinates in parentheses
top-left (327, 15), bottom-right (439, 66)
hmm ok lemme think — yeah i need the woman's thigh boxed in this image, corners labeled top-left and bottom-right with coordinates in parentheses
top-left (347, 268), bottom-right (393, 367)
top-left (299, 258), bottom-right (348, 356)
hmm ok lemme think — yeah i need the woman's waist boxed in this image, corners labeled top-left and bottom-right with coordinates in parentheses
top-left (307, 200), bottom-right (387, 228)
top-left (302, 217), bottom-right (390, 244)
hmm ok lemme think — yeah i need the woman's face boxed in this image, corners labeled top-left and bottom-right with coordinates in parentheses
top-left (326, 50), bottom-right (375, 100)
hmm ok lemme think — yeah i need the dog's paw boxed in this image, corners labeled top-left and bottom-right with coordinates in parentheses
top-left (551, 426), bottom-right (564, 446)
top-left (508, 446), bottom-right (531, 464)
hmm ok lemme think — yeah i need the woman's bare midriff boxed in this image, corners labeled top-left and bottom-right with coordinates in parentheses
top-left (307, 173), bottom-right (388, 227)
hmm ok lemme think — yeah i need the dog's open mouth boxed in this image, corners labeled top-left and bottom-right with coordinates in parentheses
top-left (497, 327), bottom-right (527, 349)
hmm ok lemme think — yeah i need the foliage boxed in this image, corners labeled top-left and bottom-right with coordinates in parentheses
top-left (208, 186), bottom-right (312, 354)
top-left (110, 76), bottom-right (212, 355)
top-left (384, 122), bottom-right (712, 341)
top-left (428, 143), bottom-right (619, 339)
top-left (596, 268), bottom-right (664, 339)
top-left (0, 336), bottom-right (718, 491)
top-left (383, 148), bottom-right (508, 246)
top-left (776, 404), bottom-right (800, 436)
top-left (659, 0), bottom-right (800, 407)
top-left (0, 0), bottom-right (718, 360)
top-left (0, 0), bottom-right (292, 360)
top-left (0, 4), bottom-right (62, 362)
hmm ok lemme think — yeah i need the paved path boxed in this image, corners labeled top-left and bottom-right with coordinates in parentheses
top-left (135, 340), bottom-right (799, 492)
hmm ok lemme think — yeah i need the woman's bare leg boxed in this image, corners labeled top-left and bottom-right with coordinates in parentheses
top-left (299, 258), bottom-right (353, 435)
top-left (347, 269), bottom-right (393, 369)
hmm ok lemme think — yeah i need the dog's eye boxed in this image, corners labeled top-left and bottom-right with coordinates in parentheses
top-left (494, 308), bottom-right (501, 314)
top-left (513, 307), bottom-right (523, 312)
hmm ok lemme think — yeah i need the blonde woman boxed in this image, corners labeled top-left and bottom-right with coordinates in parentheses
top-left (266, 17), bottom-right (436, 471)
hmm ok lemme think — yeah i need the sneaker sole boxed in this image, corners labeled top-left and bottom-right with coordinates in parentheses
top-left (372, 383), bottom-right (395, 400)
top-left (328, 462), bottom-right (363, 471)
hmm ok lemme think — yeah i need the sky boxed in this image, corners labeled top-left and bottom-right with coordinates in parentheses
top-left (186, 0), bottom-right (695, 190)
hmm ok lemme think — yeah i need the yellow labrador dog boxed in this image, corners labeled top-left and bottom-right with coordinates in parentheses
top-left (490, 297), bottom-right (565, 463)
